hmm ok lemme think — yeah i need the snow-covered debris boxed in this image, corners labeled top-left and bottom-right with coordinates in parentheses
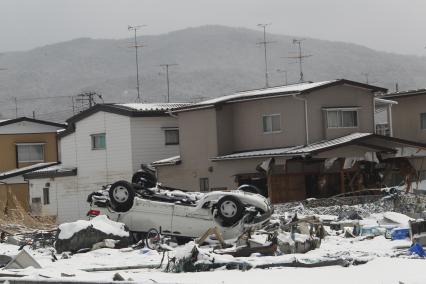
top-left (58, 215), bottom-right (128, 240)
top-left (383, 211), bottom-right (414, 227)
top-left (55, 216), bottom-right (130, 253)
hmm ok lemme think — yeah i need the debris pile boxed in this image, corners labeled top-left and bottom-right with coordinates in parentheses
top-left (55, 215), bottom-right (130, 253)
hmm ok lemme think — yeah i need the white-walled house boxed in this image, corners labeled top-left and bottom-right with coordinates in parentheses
top-left (25, 103), bottom-right (190, 222)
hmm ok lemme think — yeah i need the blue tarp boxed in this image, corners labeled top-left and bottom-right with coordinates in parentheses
top-left (409, 242), bottom-right (426, 257)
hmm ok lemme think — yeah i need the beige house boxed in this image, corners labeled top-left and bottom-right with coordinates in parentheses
top-left (153, 80), bottom-right (425, 200)
top-left (384, 89), bottom-right (426, 143)
top-left (0, 117), bottom-right (65, 210)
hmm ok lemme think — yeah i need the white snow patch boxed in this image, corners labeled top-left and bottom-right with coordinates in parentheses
top-left (58, 215), bottom-right (129, 239)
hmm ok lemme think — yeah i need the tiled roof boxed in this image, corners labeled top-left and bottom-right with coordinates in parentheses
top-left (211, 133), bottom-right (373, 161)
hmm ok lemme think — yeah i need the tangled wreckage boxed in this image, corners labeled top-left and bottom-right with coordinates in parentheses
top-left (87, 167), bottom-right (273, 241)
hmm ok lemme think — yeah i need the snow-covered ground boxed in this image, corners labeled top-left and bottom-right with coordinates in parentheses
top-left (1, 205), bottom-right (426, 284)
top-left (0, 230), bottom-right (424, 284)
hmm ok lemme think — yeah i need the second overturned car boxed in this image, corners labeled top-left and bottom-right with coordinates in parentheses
top-left (88, 180), bottom-right (273, 241)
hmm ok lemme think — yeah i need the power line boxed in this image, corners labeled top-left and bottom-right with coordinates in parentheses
top-left (159, 63), bottom-right (178, 103)
top-left (128, 24), bottom-right (146, 103)
top-left (256, 23), bottom-right (275, 88)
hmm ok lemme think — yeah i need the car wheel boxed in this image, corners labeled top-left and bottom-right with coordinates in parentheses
top-left (217, 195), bottom-right (244, 226)
top-left (109, 181), bottom-right (135, 212)
top-left (131, 171), bottom-right (157, 189)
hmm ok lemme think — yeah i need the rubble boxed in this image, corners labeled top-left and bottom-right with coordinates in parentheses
top-left (55, 215), bottom-right (130, 253)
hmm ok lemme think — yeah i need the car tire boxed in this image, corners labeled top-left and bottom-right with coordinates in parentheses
top-left (131, 171), bottom-right (157, 189)
top-left (217, 195), bottom-right (244, 226)
top-left (109, 180), bottom-right (135, 212)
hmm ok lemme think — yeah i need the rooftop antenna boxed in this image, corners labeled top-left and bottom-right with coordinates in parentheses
top-left (159, 64), bottom-right (178, 103)
top-left (284, 39), bottom-right (311, 82)
top-left (361, 72), bottom-right (370, 84)
top-left (128, 24), bottom-right (146, 103)
top-left (256, 23), bottom-right (275, 88)
top-left (276, 69), bottom-right (288, 85)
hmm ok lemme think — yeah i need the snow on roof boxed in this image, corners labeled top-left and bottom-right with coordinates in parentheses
top-left (211, 133), bottom-right (372, 161)
top-left (115, 103), bottom-right (192, 112)
top-left (186, 80), bottom-right (336, 108)
top-left (151, 155), bottom-right (181, 166)
top-left (0, 162), bottom-right (58, 180)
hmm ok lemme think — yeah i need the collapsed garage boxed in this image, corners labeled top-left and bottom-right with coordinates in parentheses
top-left (212, 133), bottom-right (426, 204)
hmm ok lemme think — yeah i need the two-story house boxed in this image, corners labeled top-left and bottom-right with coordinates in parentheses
top-left (0, 117), bottom-right (65, 211)
top-left (25, 103), bottom-right (190, 222)
top-left (384, 89), bottom-right (426, 143)
top-left (153, 79), bottom-right (426, 203)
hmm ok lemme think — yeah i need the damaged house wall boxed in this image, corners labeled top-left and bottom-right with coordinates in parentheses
top-left (156, 82), bottom-right (380, 193)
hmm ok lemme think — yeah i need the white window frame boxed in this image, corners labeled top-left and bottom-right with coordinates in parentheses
top-left (91, 133), bottom-right (106, 150)
top-left (16, 143), bottom-right (45, 163)
top-left (262, 114), bottom-right (282, 134)
top-left (421, 113), bottom-right (426, 130)
top-left (325, 108), bottom-right (359, 129)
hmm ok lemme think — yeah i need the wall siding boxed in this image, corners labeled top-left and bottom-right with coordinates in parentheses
top-left (130, 116), bottom-right (180, 172)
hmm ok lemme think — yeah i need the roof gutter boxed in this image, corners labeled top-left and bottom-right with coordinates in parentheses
top-left (292, 94), bottom-right (309, 145)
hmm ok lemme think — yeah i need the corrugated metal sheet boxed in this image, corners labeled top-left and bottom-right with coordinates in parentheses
top-left (211, 133), bottom-right (372, 161)
top-left (190, 80), bottom-right (336, 107)
top-left (115, 103), bottom-right (192, 112)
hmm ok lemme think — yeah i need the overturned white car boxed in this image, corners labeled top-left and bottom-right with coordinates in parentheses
top-left (88, 180), bottom-right (272, 241)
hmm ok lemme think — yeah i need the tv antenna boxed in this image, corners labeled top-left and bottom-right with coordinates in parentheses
top-left (256, 23), bottom-right (275, 88)
top-left (159, 63), bottom-right (178, 103)
top-left (361, 72), bottom-right (377, 84)
top-left (128, 24), bottom-right (146, 102)
top-left (75, 91), bottom-right (103, 111)
top-left (284, 39), bottom-right (311, 82)
top-left (276, 69), bottom-right (288, 85)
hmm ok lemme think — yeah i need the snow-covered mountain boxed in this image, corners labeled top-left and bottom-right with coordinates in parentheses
top-left (0, 25), bottom-right (425, 122)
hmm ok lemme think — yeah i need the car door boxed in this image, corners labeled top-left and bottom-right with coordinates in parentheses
top-left (128, 198), bottom-right (173, 233)
top-left (171, 204), bottom-right (215, 238)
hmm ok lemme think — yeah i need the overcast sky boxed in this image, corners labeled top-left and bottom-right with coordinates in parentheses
top-left (1, 0), bottom-right (425, 56)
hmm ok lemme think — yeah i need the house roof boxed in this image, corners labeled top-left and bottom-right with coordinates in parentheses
top-left (0, 162), bottom-right (59, 180)
top-left (23, 164), bottom-right (77, 179)
top-left (0, 117), bottom-right (66, 129)
top-left (384, 89), bottom-right (426, 99)
top-left (174, 79), bottom-right (388, 112)
top-left (151, 155), bottom-right (182, 166)
top-left (60, 103), bottom-right (192, 138)
top-left (210, 133), bottom-right (426, 161)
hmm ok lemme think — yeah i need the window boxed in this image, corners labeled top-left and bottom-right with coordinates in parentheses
top-left (43, 188), bottom-right (50, 205)
top-left (421, 113), bottom-right (426, 130)
top-left (199, 178), bottom-right (209, 192)
top-left (262, 114), bottom-right (281, 133)
top-left (17, 143), bottom-right (44, 163)
top-left (326, 110), bottom-right (358, 128)
top-left (165, 129), bottom-right (179, 145)
top-left (91, 133), bottom-right (106, 150)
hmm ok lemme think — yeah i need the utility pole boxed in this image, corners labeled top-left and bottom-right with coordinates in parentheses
top-left (159, 64), bottom-right (178, 103)
top-left (32, 111), bottom-right (35, 119)
top-left (276, 69), bottom-right (288, 85)
top-left (285, 39), bottom-right (311, 82)
top-left (128, 25), bottom-right (146, 103)
top-left (256, 23), bottom-right (275, 88)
